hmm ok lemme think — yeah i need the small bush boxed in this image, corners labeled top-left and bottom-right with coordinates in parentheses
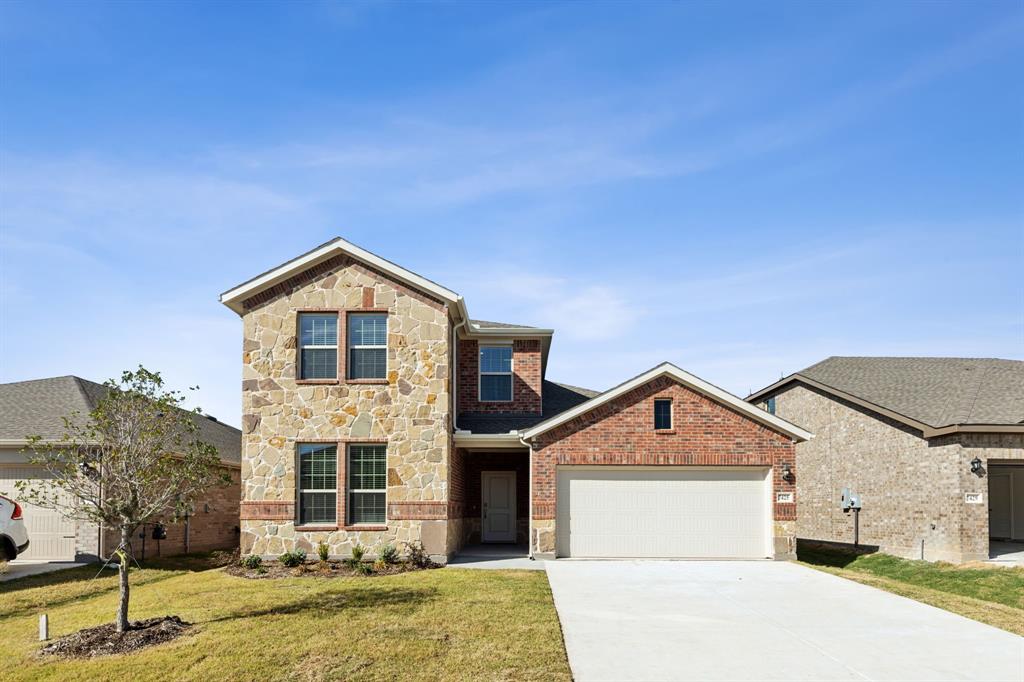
top-left (279, 549), bottom-right (307, 568)
top-left (355, 561), bottom-right (374, 576)
top-left (344, 543), bottom-right (366, 569)
top-left (240, 554), bottom-right (263, 570)
top-left (380, 543), bottom-right (399, 565)
top-left (373, 558), bottom-right (387, 572)
top-left (317, 541), bottom-right (330, 562)
top-left (404, 541), bottom-right (434, 569)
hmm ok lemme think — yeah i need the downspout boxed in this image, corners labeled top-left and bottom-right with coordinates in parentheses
top-left (519, 434), bottom-right (534, 559)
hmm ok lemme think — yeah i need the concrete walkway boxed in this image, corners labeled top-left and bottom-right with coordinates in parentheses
top-left (1, 560), bottom-right (87, 583)
top-left (989, 540), bottom-right (1024, 566)
top-left (545, 560), bottom-right (1024, 681)
top-left (446, 543), bottom-right (544, 570)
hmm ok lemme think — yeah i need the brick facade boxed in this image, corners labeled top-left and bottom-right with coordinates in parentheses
top-left (770, 383), bottom-right (1024, 563)
top-left (106, 466), bottom-right (241, 560)
top-left (530, 375), bottom-right (797, 558)
top-left (457, 338), bottom-right (542, 414)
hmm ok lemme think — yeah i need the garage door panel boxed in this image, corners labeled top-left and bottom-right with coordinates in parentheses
top-left (0, 466), bottom-right (78, 561)
top-left (557, 468), bottom-right (769, 559)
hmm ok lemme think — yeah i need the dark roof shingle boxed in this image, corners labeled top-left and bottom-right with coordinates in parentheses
top-left (0, 376), bottom-right (242, 465)
top-left (456, 380), bottom-right (600, 434)
top-left (792, 357), bottom-right (1024, 428)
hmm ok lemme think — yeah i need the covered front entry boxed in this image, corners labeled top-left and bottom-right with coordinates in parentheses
top-left (556, 467), bottom-right (771, 559)
top-left (481, 471), bottom-right (517, 542)
top-left (988, 463), bottom-right (1022, 544)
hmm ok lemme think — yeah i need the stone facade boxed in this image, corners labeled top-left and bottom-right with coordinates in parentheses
top-left (770, 383), bottom-right (1024, 563)
top-left (237, 254), bottom-right (453, 560)
top-left (530, 375), bottom-right (798, 559)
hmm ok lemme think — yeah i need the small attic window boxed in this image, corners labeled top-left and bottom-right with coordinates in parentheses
top-left (654, 399), bottom-right (672, 430)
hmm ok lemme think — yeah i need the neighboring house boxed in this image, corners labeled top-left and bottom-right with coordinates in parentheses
top-left (0, 376), bottom-right (242, 562)
top-left (748, 357), bottom-right (1024, 564)
top-left (221, 237), bottom-right (811, 562)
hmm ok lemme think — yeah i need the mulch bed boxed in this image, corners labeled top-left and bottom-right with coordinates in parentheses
top-left (40, 616), bottom-right (191, 659)
top-left (225, 560), bottom-right (434, 580)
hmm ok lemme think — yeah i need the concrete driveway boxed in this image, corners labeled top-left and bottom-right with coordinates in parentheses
top-left (545, 560), bottom-right (1024, 681)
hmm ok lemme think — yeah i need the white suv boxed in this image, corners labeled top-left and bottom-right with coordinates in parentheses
top-left (0, 494), bottom-right (30, 560)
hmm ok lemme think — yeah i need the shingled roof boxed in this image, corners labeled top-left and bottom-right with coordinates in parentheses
top-left (456, 380), bottom-right (600, 434)
top-left (748, 357), bottom-right (1024, 432)
top-left (0, 376), bottom-right (242, 465)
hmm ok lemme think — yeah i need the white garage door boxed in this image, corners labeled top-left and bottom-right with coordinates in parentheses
top-left (0, 466), bottom-right (78, 561)
top-left (556, 467), bottom-right (770, 558)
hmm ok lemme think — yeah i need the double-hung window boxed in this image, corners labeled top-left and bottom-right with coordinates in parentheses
top-left (654, 399), bottom-right (672, 430)
top-left (348, 313), bottom-right (387, 380)
top-left (298, 313), bottom-right (338, 380)
top-left (348, 444), bottom-right (386, 524)
top-left (764, 397), bottom-right (776, 415)
top-left (479, 345), bottom-right (513, 401)
top-left (298, 444), bottom-right (337, 525)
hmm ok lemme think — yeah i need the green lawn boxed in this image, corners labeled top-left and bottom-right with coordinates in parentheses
top-left (798, 543), bottom-right (1024, 635)
top-left (0, 557), bottom-right (571, 681)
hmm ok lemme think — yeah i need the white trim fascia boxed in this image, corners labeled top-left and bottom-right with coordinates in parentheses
top-left (220, 237), bottom-right (465, 315)
top-left (924, 423), bottom-right (1024, 437)
top-left (453, 432), bottom-right (526, 449)
top-left (520, 362), bottom-right (814, 442)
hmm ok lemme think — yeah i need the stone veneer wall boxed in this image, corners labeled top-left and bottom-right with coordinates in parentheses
top-left (772, 383), bottom-right (1024, 563)
top-left (238, 255), bottom-right (452, 560)
top-left (457, 338), bottom-right (542, 414)
top-left (530, 376), bottom-right (797, 559)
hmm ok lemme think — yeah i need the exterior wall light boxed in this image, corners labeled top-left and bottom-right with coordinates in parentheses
top-left (970, 457), bottom-right (983, 475)
top-left (781, 462), bottom-right (794, 482)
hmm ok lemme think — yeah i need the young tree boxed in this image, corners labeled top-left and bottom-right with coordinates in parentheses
top-left (17, 367), bottom-right (229, 633)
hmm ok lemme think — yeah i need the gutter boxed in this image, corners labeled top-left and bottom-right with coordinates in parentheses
top-left (519, 433), bottom-right (534, 560)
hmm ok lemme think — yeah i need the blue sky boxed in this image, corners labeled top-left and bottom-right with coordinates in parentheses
top-left (1, 1), bottom-right (1022, 427)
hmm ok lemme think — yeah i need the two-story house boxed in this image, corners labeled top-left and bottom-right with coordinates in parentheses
top-left (220, 237), bottom-right (811, 562)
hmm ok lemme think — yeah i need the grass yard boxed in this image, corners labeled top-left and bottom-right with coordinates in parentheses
top-left (798, 543), bottom-right (1024, 636)
top-left (0, 556), bottom-right (571, 681)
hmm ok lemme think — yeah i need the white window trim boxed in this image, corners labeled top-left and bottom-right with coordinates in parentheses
top-left (478, 344), bottom-right (514, 402)
top-left (347, 313), bottom-right (388, 380)
top-left (298, 313), bottom-right (339, 380)
top-left (654, 398), bottom-right (673, 430)
top-left (297, 444), bottom-right (338, 525)
top-left (347, 444), bottom-right (387, 526)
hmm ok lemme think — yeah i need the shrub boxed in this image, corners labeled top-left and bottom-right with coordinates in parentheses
top-left (380, 543), bottom-right (399, 565)
top-left (240, 554), bottom-right (263, 570)
top-left (317, 541), bottom-right (330, 562)
top-left (404, 541), bottom-right (434, 569)
top-left (373, 558), bottom-right (387, 572)
top-left (279, 549), bottom-right (307, 568)
top-left (344, 543), bottom-right (366, 569)
top-left (355, 561), bottom-right (374, 576)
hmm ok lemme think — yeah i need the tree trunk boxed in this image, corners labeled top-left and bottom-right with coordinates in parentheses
top-left (116, 527), bottom-right (131, 633)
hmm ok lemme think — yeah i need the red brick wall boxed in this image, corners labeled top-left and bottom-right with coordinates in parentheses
top-left (107, 466), bottom-right (241, 559)
top-left (457, 338), bottom-right (542, 414)
top-left (531, 376), bottom-right (796, 520)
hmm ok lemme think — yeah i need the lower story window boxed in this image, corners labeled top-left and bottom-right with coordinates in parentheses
top-left (348, 444), bottom-right (386, 524)
top-left (299, 443), bottom-right (337, 524)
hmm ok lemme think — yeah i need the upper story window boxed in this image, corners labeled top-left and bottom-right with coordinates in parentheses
top-left (298, 443), bottom-right (337, 525)
top-left (348, 313), bottom-right (387, 380)
top-left (299, 313), bottom-right (338, 380)
top-left (763, 397), bottom-right (776, 415)
top-left (654, 399), bottom-right (672, 430)
top-left (479, 345), bottom-right (513, 402)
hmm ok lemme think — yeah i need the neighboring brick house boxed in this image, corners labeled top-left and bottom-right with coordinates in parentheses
top-left (0, 376), bottom-right (241, 562)
top-left (221, 237), bottom-right (811, 562)
top-left (748, 357), bottom-right (1024, 564)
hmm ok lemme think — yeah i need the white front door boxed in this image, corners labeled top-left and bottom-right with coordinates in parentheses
top-left (989, 474), bottom-right (1012, 539)
top-left (482, 471), bottom-right (516, 543)
top-left (556, 467), bottom-right (771, 558)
